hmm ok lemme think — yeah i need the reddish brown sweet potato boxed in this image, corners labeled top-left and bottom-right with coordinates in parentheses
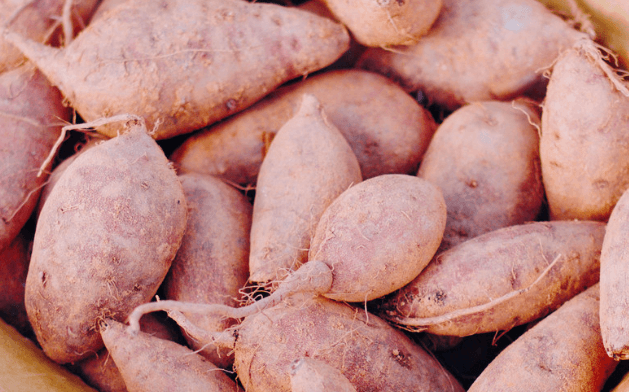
top-left (417, 100), bottom-right (543, 252)
top-left (100, 319), bottom-right (237, 392)
top-left (5, 0), bottom-right (350, 139)
top-left (380, 221), bottom-right (605, 336)
top-left (26, 118), bottom-right (187, 364)
top-left (0, 63), bottom-right (69, 254)
top-left (357, 0), bottom-right (586, 110)
top-left (162, 172), bottom-right (251, 368)
top-left (540, 40), bottom-right (629, 221)
top-left (468, 284), bottom-right (617, 392)
top-left (171, 69), bottom-right (436, 186)
top-left (248, 94), bottom-right (362, 283)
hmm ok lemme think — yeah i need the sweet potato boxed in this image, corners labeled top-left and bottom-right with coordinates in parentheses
top-left (540, 40), bottom-right (629, 221)
top-left (162, 172), bottom-right (251, 368)
top-left (417, 100), bottom-right (543, 252)
top-left (0, 317), bottom-right (96, 392)
top-left (100, 319), bottom-right (237, 392)
top-left (248, 94), bottom-right (362, 283)
top-left (290, 357), bottom-right (357, 392)
top-left (0, 63), bottom-right (69, 254)
top-left (600, 187), bottom-right (629, 359)
top-left (320, 0), bottom-right (442, 47)
top-left (26, 118), bottom-right (187, 364)
top-left (0, 229), bottom-right (30, 335)
top-left (379, 221), bottom-right (605, 336)
top-left (5, 0), bottom-right (350, 140)
top-left (73, 313), bottom-right (180, 392)
top-left (171, 68), bottom-right (436, 186)
top-left (0, 0), bottom-right (100, 73)
top-left (357, 0), bottom-right (586, 110)
top-left (166, 295), bottom-right (464, 392)
top-left (468, 284), bottom-right (618, 392)
top-left (128, 174), bottom-right (446, 324)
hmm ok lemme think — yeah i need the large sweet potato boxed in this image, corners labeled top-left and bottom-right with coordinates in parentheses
top-left (26, 118), bottom-right (187, 364)
top-left (5, 0), bottom-right (350, 139)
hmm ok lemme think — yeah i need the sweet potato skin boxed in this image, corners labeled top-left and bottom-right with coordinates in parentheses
top-left (233, 295), bottom-right (464, 392)
top-left (357, 0), bottom-right (585, 110)
top-left (0, 63), bottom-right (69, 254)
top-left (171, 69), bottom-right (436, 186)
top-left (600, 188), bottom-right (629, 359)
top-left (248, 94), bottom-right (362, 283)
top-left (0, 230), bottom-right (31, 335)
top-left (540, 44), bottom-right (629, 221)
top-left (417, 100), bottom-right (543, 251)
top-left (321, 0), bottom-right (442, 47)
top-left (162, 173), bottom-right (251, 368)
top-left (468, 284), bottom-right (617, 392)
top-left (380, 221), bottom-right (605, 336)
top-left (309, 174), bottom-right (446, 302)
top-left (100, 319), bottom-right (237, 392)
top-left (26, 122), bottom-right (187, 364)
top-left (7, 0), bottom-right (350, 140)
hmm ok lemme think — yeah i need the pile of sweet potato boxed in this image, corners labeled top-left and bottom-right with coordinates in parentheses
top-left (2, 0), bottom-right (629, 391)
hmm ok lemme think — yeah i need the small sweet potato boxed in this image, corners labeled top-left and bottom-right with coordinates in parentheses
top-left (162, 172), bottom-right (251, 368)
top-left (100, 319), bottom-right (237, 392)
top-left (357, 0), bottom-right (586, 110)
top-left (5, 0), bottom-right (350, 139)
top-left (321, 0), bottom-right (442, 47)
top-left (540, 40), bottom-right (629, 221)
top-left (171, 68), bottom-right (436, 186)
top-left (380, 221), bottom-right (605, 336)
top-left (600, 187), bottom-right (629, 359)
top-left (468, 284), bottom-right (618, 392)
top-left (249, 94), bottom-right (362, 283)
top-left (0, 63), bottom-right (69, 254)
top-left (417, 100), bottom-right (543, 252)
top-left (26, 118), bottom-right (187, 364)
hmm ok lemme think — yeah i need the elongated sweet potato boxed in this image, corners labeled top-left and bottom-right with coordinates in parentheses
top-left (468, 284), bottom-right (617, 392)
top-left (380, 221), bottom-right (605, 336)
top-left (171, 69), bottom-right (436, 186)
top-left (0, 63), bottom-right (69, 254)
top-left (600, 187), bottom-right (629, 359)
top-left (321, 0), bottom-right (442, 47)
top-left (26, 118), bottom-right (187, 364)
top-left (540, 40), bottom-right (629, 221)
top-left (5, 0), bottom-right (350, 140)
top-left (0, 0), bottom-right (100, 73)
top-left (100, 319), bottom-right (237, 392)
top-left (249, 94), bottom-right (362, 283)
top-left (162, 172), bottom-right (251, 368)
top-left (357, 0), bottom-right (586, 110)
top-left (417, 100), bottom-right (543, 252)
top-left (73, 313), bottom-right (180, 392)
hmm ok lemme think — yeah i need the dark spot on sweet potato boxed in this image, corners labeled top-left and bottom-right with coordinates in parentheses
top-left (391, 348), bottom-right (412, 369)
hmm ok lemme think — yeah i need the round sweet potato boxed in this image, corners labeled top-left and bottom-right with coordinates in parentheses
top-left (417, 100), bottom-right (543, 251)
